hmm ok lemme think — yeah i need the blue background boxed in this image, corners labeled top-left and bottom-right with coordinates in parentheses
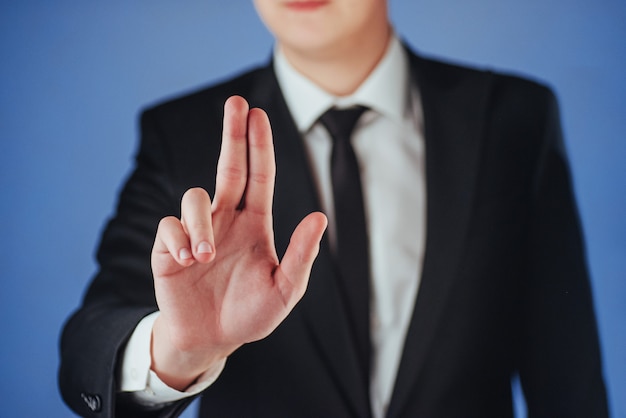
top-left (1, 1), bottom-right (624, 417)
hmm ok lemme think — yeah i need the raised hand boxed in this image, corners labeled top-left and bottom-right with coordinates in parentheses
top-left (150, 96), bottom-right (327, 390)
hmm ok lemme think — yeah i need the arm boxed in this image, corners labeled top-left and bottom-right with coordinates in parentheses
top-left (60, 94), bottom-right (183, 417)
top-left (518, 91), bottom-right (608, 417)
top-left (59, 96), bottom-right (327, 417)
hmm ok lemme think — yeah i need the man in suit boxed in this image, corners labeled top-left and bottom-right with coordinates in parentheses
top-left (59, 0), bottom-right (608, 416)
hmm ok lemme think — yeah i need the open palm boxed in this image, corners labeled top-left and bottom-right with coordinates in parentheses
top-left (149, 96), bottom-right (327, 390)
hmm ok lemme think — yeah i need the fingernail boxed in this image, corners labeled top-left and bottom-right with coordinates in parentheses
top-left (197, 241), bottom-right (214, 254)
top-left (179, 248), bottom-right (192, 260)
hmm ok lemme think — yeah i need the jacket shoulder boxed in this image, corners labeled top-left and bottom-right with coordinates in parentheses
top-left (410, 50), bottom-right (556, 106)
top-left (140, 64), bottom-right (270, 122)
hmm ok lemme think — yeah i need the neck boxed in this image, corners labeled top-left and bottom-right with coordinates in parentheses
top-left (279, 24), bottom-right (392, 97)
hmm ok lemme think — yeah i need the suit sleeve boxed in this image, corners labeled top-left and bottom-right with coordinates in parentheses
top-left (518, 90), bottom-right (608, 417)
top-left (58, 108), bottom-right (196, 418)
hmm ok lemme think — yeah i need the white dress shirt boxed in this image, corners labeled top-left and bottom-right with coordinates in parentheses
top-left (120, 34), bottom-right (427, 418)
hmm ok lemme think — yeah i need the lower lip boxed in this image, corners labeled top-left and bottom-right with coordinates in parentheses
top-left (285, 1), bottom-right (329, 11)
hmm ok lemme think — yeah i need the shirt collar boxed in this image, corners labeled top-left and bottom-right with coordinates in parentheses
top-left (273, 33), bottom-right (410, 132)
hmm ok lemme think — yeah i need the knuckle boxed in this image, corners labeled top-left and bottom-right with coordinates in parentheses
top-left (249, 171), bottom-right (272, 185)
top-left (226, 131), bottom-right (247, 143)
top-left (218, 165), bottom-right (246, 182)
top-left (187, 220), bottom-right (211, 232)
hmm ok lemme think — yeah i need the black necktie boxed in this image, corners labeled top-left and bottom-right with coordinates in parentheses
top-left (319, 106), bottom-right (371, 380)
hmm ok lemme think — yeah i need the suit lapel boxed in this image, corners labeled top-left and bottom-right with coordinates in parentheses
top-left (248, 65), bottom-right (372, 418)
top-left (387, 52), bottom-right (493, 416)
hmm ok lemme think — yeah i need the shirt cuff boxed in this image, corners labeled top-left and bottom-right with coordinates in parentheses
top-left (119, 311), bottom-right (226, 406)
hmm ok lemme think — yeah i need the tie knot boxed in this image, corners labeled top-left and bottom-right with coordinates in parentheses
top-left (319, 106), bottom-right (367, 143)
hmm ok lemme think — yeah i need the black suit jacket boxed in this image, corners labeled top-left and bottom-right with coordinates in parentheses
top-left (59, 48), bottom-right (608, 417)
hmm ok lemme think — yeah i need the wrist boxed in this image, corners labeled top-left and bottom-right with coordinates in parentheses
top-left (150, 316), bottom-right (231, 391)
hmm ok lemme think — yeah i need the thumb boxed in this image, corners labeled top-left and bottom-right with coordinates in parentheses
top-left (274, 212), bottom-right (328, 306)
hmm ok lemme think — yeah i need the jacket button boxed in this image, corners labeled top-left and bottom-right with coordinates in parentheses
top-left (80, 392), bottom-right (102, 412)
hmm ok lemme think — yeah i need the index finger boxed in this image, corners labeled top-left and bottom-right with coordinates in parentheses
top-left (243, 107), bottom-right (275, 215)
